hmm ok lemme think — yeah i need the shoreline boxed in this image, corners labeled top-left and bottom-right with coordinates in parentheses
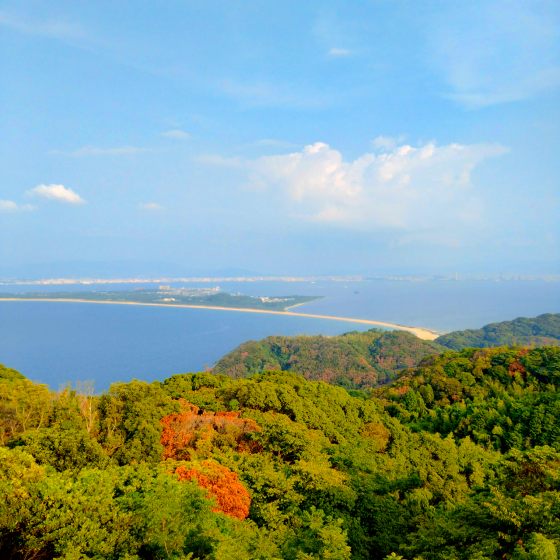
top-left (0, 297), bottom-right (441, 340)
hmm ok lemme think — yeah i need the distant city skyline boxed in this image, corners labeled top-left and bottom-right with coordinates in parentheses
top-left (1, 1), bottom-right (559, 276)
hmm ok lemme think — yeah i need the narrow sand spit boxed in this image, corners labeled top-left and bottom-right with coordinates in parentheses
top-left (0, 298), bottom-right (441, 340)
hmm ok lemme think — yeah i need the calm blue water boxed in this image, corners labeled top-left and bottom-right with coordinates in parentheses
top-left (0, 301), bottom-right (375, 390)
top-left (0, 279), bottom-right (558, 390)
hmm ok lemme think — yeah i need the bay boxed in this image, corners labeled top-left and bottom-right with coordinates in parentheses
top-left (0, 278), bottom-right (558, 390)
top-left (0, 301), bottom-right (374, 391)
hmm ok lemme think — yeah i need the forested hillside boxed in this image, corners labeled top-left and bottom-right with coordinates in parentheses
top-left (436, 312), bottom-right (560, 349)
top-left (214, 314), bottom-right (560, 391)
top-left (213, 330), bottom-right (445, 389)
top-left (1, 346), bottom-right (559, 559)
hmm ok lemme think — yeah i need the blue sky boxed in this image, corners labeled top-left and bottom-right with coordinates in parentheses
top-left (1, 0), bottom-right (559, 277)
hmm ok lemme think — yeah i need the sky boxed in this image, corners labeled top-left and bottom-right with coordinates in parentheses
top-left (1, 0), bottom-right (559, 277)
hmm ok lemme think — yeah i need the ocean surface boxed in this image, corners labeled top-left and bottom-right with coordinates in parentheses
top-left (1, 279), bottom-right (558, 390)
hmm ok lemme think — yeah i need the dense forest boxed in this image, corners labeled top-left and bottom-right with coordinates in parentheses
top-left (213, 330), bottom-right (445, 389)
top-left (1, 344), bottom-right (559, 559)
top-left (436, 313), bottom-right (560, 350)
top-left (215, 314), bottom-right (560, 390)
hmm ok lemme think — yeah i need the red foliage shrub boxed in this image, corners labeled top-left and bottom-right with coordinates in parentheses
top-left (160, 400), bottom-right (260, 460)
top-left (176, 460), bottom-right (251, 519)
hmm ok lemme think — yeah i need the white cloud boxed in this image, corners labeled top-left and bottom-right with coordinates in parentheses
top-left (244, 140), bottom-right (507, 231)
top-left (328, 47), bottom-right (352, 57)
top-left (28, 184), bottom-right (85, 205)
top-left (161, 129), bottom-right (190, 140)
top-left (0, 200), bottom-right (18, 212)
top-left (51, 145), bottom-right (150, 157)
top-left (0, 200), bottom-right (35, 213)
top-left (428, 2), bottom-right (560, 107)
top-left (139, 202), bottom-right (164, 211)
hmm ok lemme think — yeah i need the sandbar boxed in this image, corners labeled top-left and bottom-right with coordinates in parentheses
top-left (0, 298), bottom-right (441, 340)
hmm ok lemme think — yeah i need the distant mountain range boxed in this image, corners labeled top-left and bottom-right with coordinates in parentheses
top-left (214, 313), bottom-right (560, 389)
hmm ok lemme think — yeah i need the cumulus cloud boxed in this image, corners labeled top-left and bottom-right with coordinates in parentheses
top-left (244, 140), bottom-right (507, 231)
top-left (28, 184), bottom-right (85, 205)
top-left (161, 129), bottom-right (190, 140)
top-left (0, 200), bottom-right (35, 213)
top-left (139, 202), bottom-right (164, 211)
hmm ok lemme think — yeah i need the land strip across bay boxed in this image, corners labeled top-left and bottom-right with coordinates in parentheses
top-left (0, 297), bottom-right (440, 340)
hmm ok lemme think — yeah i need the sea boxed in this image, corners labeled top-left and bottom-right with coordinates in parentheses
top-left (0, 278), bottom-right (558, 391)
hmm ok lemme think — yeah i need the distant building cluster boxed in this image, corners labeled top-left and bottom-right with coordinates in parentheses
top-left (157, 285), bottom-right (221, 297)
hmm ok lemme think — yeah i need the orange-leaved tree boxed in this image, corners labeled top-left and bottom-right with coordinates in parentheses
top-left (176, 460), bottom-right (251, 519)
top-left (160, 400), bottom-right (260, 460)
